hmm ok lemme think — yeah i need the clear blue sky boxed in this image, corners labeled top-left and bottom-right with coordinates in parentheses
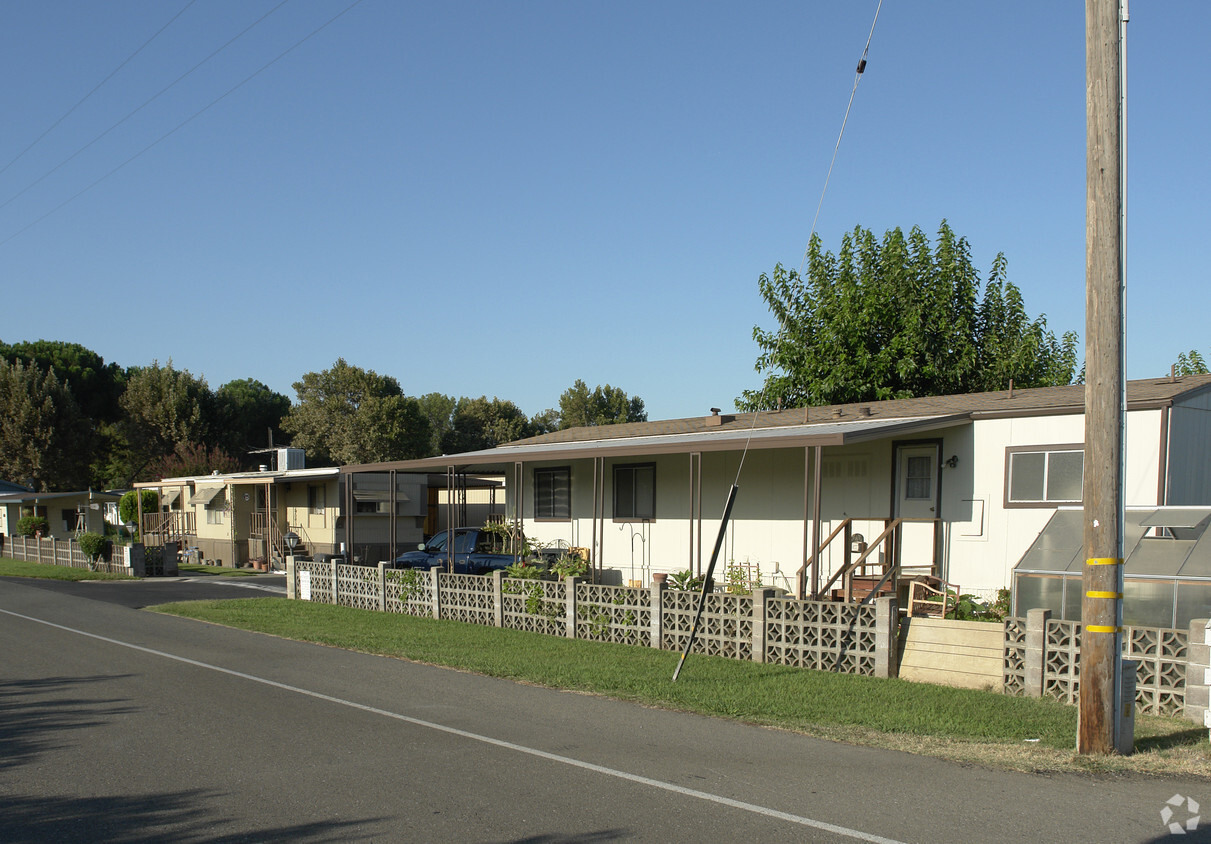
top-left (1, 2), bottom-right (1207, 421)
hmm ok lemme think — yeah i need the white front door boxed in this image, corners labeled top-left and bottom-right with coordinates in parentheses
top-left (894, 444), bottom-right (939, 569)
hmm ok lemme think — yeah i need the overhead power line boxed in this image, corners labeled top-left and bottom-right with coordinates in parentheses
top-left (0, 1), bottom-right (198, 179)
top-left (799, 0), bottom-right (883, 275)
top-left (0, 0), bottom-right (365, 249)
top-left (0, 0), bottom-right (294, 214)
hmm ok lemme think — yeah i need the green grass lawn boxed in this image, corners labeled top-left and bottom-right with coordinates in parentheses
top-left (151, 597), bottom-right (1211, 777)
top-left (0, 556), bottom-right (135, 581)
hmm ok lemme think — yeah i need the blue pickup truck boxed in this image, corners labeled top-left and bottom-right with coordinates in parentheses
top-left (393, 527), bottom-right (522, 574)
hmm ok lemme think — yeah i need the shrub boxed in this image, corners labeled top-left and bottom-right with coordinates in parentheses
top-left (118, 489), bottom-right (159, 526)
top-left (549, 554), bottom-right (588, 579)
top-left (78, 532), bottom-right (106, 561)
top-left (504, 560), bottom-right (544, 580)
top-left (15, 515), bottom-right (49, 537)
top-left (669, 570), bottom-right (706, 592)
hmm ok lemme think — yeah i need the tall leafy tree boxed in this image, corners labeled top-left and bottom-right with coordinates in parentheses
top-left (440, 396), bottom-right (535, 453)
top-left (281, 359), bottom-right (430, 465)
top-left (0, 339), bottom-right (125, 422)
top-left (557, 380), bottom-right (647, 429)
top-left (119, 361), bottom-right (216, 483)
top-left (416, 392), bottom-right (458, 456)
top-left (1174, 350), bottom-right (1209, 376)
top-left (739, 222), bottom-right (1079, 409)
top-left (146, 441), bottom-right (243, 479)
top-left (0, 360), bottom-right (93, 490)
top-left (213, 378), bottom-right (291, 460)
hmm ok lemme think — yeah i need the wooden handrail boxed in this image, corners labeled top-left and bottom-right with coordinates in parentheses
top-left (817, 518), bottom-right (902, 599)
top-left (798, 518), bottom-right (851, 597)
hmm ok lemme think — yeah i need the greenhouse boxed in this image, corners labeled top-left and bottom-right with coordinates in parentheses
top-left (1012, 507), bottom-right (1211, 630)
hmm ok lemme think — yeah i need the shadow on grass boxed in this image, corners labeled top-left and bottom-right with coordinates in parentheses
top-left (1134, 725), bottom-right (1210, 753)
top-left (0, 790), bottom-right (384, 843)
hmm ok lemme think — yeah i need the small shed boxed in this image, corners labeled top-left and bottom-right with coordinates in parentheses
top-left (1012, 506), bottom-right (1211, 629)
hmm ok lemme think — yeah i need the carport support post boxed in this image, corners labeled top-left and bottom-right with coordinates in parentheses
top-left (1024, 608), bottom-right (1052, 697)
top-left (377, 563), bottom-right (387, 612)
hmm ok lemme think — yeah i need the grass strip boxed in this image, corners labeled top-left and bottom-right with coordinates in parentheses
top-left (0, 556), bottom-right (134, 581)
top-left (151, 597), bottom-right (1211, 777)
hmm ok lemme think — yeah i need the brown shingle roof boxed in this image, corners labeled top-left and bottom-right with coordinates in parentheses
top-left (514, 373), bottom-right (1211, 446)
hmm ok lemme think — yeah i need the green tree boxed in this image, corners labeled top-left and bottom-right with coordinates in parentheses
top-left (146, 441), bottom-right (242, 479)
top-left (213, 378), bottom-right (291, 460)
top-left (557, 380), bottom-right (647, 429)
top-left (119, 489), bottom-right (159, 525)
top-left (0, 360), bottom-right (93, 490)
top-left (416, 392), bottom-right (458, 456)
top-left (441, 396), bottom-right (535, 453)
top-left (281, 359), bottom-right (431, 465)
top-left (0, 339), bottom-right (125, 422)
top-left (118, 361), bottom-right (214, 483)
top-left (1174, 350), bottom-right (1209, 376)
top-left (739, 222), bottom-right (1079, 409)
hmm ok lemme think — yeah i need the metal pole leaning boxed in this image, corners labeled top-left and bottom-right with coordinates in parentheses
top-left (672, 484), bottom-right (738, 682)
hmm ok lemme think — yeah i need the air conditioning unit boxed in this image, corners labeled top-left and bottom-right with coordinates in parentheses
top-left (278, 448), bottom-right (305, 470)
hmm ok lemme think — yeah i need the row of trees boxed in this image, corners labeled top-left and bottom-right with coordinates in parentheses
top-left (0, 341), bottom-right (646, 493)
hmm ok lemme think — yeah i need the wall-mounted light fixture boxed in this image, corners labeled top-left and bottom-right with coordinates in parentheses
top-left (945, 455), bottom-right (959, 469)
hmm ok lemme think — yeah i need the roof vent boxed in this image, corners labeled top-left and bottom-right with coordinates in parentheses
top-left (832, 407), bottom-right (843, 418)
top-left (858, 406), bottom-right (872, 418)
top-left (705, 407), bottom-right (733, 427)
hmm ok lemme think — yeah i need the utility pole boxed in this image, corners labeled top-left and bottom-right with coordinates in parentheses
top-left (1079, 0), bottom-right (1126, 755)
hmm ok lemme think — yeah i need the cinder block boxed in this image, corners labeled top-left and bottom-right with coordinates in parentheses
top-left (1183, 683), bottom-right (1210, 711)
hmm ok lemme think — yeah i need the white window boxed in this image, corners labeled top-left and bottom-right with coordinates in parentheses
top-left (1006, 447), bottom-right (1084, 506)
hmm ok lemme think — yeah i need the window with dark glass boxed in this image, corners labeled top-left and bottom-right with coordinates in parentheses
top-left (904, 455), bottom-right (932, 500)
top-left (613, 463), bottom-right (655, 520)
top-left (534, 467), bottom-right (571, 520)
top-left (1007, 447), bottom-right (1084, 505)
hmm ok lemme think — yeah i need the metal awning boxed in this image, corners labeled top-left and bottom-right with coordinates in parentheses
top-left (1014, 507), bottom-right (1211, 579)
top-left (192, 485), bottom-right (225, 506)
top-left (341, 413), bottom-right (971, 474)
top-left (161, 488), bottom-right (181, 506)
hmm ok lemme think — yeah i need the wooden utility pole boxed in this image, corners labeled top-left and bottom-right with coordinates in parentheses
top-left (1079, 0), bottom-right (1125, 755)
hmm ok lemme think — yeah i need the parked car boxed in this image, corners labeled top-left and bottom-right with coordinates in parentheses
top-left (392, 527), bottom-right (520, 575)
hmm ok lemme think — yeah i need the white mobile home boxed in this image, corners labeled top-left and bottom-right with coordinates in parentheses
top-left (345, 375), bottom-right (1211, 600)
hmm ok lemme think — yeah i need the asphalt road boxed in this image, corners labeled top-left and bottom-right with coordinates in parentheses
top-left (1, 577), bottom-right (1209, 843)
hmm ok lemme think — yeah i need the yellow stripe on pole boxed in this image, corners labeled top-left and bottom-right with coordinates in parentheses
top-left (1086, 557), bottom-right (1123, 566)
top-left (1084, 625), bottom-right (1121, 633)
top-left (1085, 590), bottom-right (1122, 599)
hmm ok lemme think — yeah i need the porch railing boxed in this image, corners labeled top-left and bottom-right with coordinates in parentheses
top-left (803, 517), bottom-right (939, 602)
top-left (140, 511), bottom-right (195, 547)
